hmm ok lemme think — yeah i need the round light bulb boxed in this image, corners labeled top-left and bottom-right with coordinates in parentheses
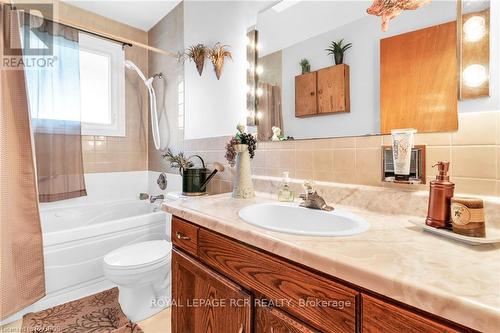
top-left (463, 64), bottom-right (488, 88)
top-left (256, 88), bottom-right (263, 97)
top-left (256, 111), bottom-right (263, 119)
top-left (256, 65), bottom-right (263, 75)
top-left (463, 16), bottom-right (486, 42)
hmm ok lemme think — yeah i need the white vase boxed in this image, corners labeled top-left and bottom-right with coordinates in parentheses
top-left (232, 144), bottom-right (254, 199)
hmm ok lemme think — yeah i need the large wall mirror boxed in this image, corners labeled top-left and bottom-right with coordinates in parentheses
top-left (248, 0), bottom-right (491, 142)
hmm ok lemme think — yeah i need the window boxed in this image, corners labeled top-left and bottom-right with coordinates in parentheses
top-left (23, 29), bottom-right (125, 136)
top-left (79, 33), bottom-right (125, 136)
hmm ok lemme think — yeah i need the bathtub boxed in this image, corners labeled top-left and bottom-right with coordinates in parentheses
top-left (39, 199), bottom-right (170, 312)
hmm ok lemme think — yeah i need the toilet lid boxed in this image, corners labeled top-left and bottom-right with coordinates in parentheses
top-left (104, 240), bottom-right (172, 269)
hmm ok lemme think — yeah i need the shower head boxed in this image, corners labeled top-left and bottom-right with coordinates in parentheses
top-left (124, 60), bottom-right (147, 83)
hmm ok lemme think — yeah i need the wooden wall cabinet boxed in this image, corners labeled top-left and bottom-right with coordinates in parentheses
top-left (171, 216), bottom-right (476, 333)
top-left (295, 64), bottom-right (350, 118)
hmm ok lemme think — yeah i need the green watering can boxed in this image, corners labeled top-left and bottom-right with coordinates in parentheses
top-left (181, 155), bottom-right (224, 196)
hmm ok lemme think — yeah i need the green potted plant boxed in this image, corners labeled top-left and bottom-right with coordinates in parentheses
top-left (299, 58), bottom-right (311, 74)
top-left (326, 39), bottom-right (352, 65)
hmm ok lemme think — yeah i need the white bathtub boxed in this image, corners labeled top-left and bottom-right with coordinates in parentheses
top-left (40, 200), bottom-right (170, 301)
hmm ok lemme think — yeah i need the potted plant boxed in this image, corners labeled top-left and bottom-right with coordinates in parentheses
top-left (208, 43), bottom-right (232, 80)
top-left (186, 44), bottom-right (208, 76)
top-left (299, 58), bottom-right (311, 74)
top-left (326, 39), bottom-right (352, 65)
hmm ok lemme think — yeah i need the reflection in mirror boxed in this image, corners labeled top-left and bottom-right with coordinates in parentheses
top-left (251, 0), bottom-right (465, 141)
top-left (459, 0), bottom-right (490, 99)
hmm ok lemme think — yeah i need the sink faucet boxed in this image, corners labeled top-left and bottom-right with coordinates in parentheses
top-left (299, 181), bottom-right (334, 211)
top-left (149, 194), bottom-right (165, 203)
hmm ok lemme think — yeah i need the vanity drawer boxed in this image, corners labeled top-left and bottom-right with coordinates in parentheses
top-left (362, 294), bottom-right (461, 333)
top-left (172, 217), bottom-right (198, 256)
top-left (198, 229), bottom-right (357, 333)
top-left (255, 305), bottom-right (320, 333)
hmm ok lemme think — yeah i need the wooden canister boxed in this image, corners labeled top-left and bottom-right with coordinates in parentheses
top-left (450, 197), bottom-right (485, 237)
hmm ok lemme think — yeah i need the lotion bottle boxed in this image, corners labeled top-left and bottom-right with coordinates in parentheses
top-left (426, 161), bottom-right (455, 228)
top-left (278, 171), bottom-right (294, 202)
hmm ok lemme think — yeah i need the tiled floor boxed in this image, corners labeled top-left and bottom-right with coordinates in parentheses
top-left (0, 308), bottom-right (171, 333)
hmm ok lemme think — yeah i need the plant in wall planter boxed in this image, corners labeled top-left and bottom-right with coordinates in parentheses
top-left (225, 124), bottom-right (256, 198)
top-left (326, 39), bottom-right (352, 65)
top-left (186, 44), bottom-right (208, 76)
top-left (299, 58), bottom-right (311, 74)
top-left (208, 43), bottom-right (232, 80)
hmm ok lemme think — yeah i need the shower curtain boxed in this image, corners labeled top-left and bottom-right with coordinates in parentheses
top-left (257, 82), bottom-right (283, 141)
top-left (0, 4), bottom-right (45, 320)
top-left (22, 14), bottom-right (87, 202)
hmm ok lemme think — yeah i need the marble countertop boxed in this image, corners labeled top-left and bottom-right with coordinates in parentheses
top-left (163, 193), bottom-right (500, 332)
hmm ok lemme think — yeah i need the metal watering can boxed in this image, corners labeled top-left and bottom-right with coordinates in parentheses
top-left (181, 155), bottom-right (224, 196)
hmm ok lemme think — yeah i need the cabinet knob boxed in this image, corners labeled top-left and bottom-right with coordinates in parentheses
top-left (310, 91), bottom-right (315, 96)
top-left (176, 231), bottom-right (191, 240)
top-left (318, 89), bottom-right (323, 94)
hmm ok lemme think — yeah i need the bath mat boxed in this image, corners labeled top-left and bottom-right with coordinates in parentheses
top-left (22, 288), bottom-right (143, 333)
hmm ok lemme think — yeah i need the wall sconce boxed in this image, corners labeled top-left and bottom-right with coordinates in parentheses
top-left (246, 28), bottom-right (259, 126)
top-left (458, 1), bottom-right (490, 99)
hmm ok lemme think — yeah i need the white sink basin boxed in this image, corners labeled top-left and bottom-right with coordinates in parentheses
top-left (239, 203), bottom-right (369, 236)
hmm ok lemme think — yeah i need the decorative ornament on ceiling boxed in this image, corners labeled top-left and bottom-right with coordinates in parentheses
top-left (367, 0), bottom-right (432, 31)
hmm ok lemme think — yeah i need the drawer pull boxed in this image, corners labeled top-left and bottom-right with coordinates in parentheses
top-left (238, 324), bottom-right (244, 333)
top-left (176, 231), bottom-right (191, 240)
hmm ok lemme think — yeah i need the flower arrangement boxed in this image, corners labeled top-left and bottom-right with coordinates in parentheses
top-left (225, 124), bottom-right (257, 166)
top-left (208, 43), bottom-right (232, 80)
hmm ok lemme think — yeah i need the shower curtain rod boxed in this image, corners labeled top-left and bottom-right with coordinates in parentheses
top-left (3, 1), bottom-right (179, 58)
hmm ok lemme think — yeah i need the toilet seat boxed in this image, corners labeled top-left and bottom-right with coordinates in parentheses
top-left (103, 240), bottom-right (172, 271)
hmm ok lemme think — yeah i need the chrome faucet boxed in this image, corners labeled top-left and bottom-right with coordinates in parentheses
top-left (299, 181), bottom-right (334, 211)
top-left (149, 194), bottom-right (165, 203)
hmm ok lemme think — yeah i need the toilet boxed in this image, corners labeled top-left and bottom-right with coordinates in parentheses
top-left (103, 240), bottom-right (172, 322)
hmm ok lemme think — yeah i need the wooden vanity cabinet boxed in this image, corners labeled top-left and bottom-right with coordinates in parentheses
top-left (295, 64), bottom-right (350, 118)
top-left (172, 250), bottom-right (252, 333)
top-left (171, 216), bottom-right (477, 333)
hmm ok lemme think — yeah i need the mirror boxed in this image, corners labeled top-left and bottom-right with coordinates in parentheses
top-left (250, 0), bottom-right (473, 141)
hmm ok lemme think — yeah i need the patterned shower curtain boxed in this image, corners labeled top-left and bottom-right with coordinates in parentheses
top-left (0, 4), bottom-right (45, 320)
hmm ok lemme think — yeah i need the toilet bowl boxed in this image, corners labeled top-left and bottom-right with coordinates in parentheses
top-left (103, 240), bottom-right (172, 322)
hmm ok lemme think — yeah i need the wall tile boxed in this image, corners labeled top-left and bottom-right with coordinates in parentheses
top-left (452, 111), bottom-right (498, 145)
top-left (355, 148), bottom-right (382, 186)
top-left (331, 137), bottom-right (356, 148)
top-left (415, 132), bottom-right (452, 146)
top-left (454, 177), bottom-right (498, 197)
top-left (312, 150), bottom-right (333, 172)
top-left (452, 146), bottom-right (497, 179)
top-left (265, 150), bottom-right (280, 169)
top-left (332, 149), bottom-right (356, 183)
top-left (295, 150), bottom-right (313, 171)
top-left (497, 146), bottom-right (500, 180)
top-left (356, 136), bottom-right (383, 148)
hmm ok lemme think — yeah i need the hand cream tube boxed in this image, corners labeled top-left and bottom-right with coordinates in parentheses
top-left (391, 128), bottom-right (417, 180)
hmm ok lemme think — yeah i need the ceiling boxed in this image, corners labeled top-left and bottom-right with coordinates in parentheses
top-left (63, 0), bottom-right (182, 31)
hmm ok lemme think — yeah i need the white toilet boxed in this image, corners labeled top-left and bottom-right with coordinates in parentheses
top-left (103, 240), bottom-right (172, 322)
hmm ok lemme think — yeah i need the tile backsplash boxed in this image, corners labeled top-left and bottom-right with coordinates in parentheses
top-left (179, 111), bottom-right (500, 197)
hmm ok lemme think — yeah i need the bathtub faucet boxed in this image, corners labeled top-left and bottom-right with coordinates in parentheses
top-left (149, 194), bottom-right (165, 204)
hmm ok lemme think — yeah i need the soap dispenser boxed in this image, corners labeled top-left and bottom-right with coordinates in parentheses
top-left (426, 161), bottom-right (455, 229)
top-left (278, 171), bottom-right (294, 202)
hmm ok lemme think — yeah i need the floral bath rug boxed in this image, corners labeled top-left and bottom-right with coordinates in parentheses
top-left (22, 288), bottom-right (143, 333)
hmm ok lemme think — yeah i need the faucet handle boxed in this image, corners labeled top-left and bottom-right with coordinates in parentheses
top-left (302, 180), bottom-right (315, 194)
top-left (139, 193), bottom-right (149, 200)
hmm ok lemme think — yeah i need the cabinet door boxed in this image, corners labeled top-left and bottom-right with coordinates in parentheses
top-left (295, 71), bottom-right (317, 117)
top-left (317, 64), bottom-right (350, 114)
top-left (255, 305), bottom-right (320, 333)
top-left (362, 294), bottom-right (461, 333)
top-left (172, 249), bottom-right (252, 333)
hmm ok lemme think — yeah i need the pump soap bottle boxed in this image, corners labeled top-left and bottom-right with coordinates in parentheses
top-left (426, 161), bottom-right (454, 229)
top-left (278, 171), bottom-right (294, 202)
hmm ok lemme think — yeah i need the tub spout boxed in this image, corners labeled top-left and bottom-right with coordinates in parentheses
top-left (149, 195), bottom-right (164, 203)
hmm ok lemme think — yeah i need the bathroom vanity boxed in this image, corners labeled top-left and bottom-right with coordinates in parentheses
top-left (164, 194), bottom-right (500, 333)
